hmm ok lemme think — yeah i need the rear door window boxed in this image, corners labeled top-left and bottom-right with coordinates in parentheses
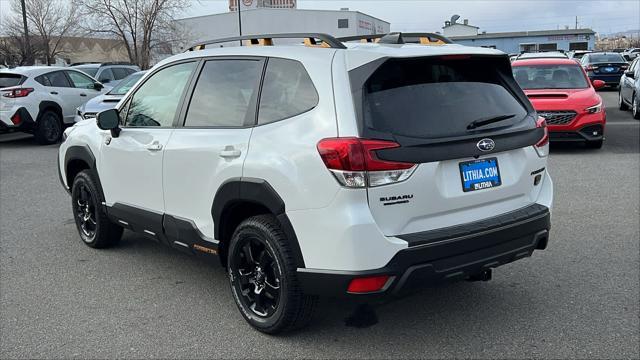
top-left (184, 59), bottom-right (263, 127)
top-left (0, 74), bottom-right (25, 88)
top-left (97, 68), bottom-right (115, 83)
top-left (39, 71), bottom-right (72, 87)
top-left (112, 67), bottom-right (130, 80)
top-left (258, 58), bottom-right (319, 124)
top-left (361, 56), bottom-right (528, 140)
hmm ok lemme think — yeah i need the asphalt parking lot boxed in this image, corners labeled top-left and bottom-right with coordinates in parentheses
top-left (0, 90), bottom-right (638, 358)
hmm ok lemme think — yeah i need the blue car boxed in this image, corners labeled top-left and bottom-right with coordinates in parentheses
top-left (580, 52), bottom-right (629, 88)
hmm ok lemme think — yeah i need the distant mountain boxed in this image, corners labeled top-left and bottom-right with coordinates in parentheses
top-left (599, 29), bottom-right (640, 38)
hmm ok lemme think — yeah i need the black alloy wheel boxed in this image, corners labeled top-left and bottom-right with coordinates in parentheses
top-left (72, 182), bottom-right (98, 242)
top-left (35, 110), bottom-right (62, 144)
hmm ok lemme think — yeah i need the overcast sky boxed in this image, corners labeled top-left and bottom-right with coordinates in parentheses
top-left (1, 0), bottom-right (638, 35)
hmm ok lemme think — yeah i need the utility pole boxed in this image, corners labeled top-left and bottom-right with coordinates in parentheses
top-left (237, 0), bottom-right (243, 46)
top-left (20, 0), bottom-right (33, 65)
top-left (575, 16), bottom-right (578, 30)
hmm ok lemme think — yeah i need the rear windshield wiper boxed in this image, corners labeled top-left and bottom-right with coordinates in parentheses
top-left (466, 114), bottom-right (516, 131)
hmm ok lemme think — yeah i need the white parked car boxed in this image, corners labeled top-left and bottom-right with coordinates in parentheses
top-left (1, 66), bottom-right (106, 144)
top-left (58, 33), bottom-right (553, 333)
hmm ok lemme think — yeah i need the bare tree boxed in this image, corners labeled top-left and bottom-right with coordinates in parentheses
top-left (0, 13), bottom-right (43, 66)
top-left (5, 0), bottom-right (78, 65)
top-left (76, 0), bottom-right (191, 69)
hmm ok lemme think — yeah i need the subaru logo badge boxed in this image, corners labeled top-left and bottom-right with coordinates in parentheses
top-left (477, 138), bottom-right (495, 152)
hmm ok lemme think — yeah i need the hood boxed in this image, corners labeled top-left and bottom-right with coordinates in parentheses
top-left (523, 88), bottom-right (601, 110)
top-left (79, 93), bottom-right (123, 114)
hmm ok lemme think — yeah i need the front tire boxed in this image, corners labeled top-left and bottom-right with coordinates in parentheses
top-left (228, 215), bottom-right (317, 334)
top-left (633, 96), bottom-right (640, 120)
top-left (34, 110), bottom-right (63, 145)
top-left (71, 170), bottom-right (123, 248)
top-left (618, 91), bottom-right (629, 110)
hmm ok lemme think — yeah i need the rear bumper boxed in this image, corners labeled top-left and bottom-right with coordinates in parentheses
top-left (0, 107), bottom-right (36, 132)
top-left (297, 203), bottom-right (551, 298)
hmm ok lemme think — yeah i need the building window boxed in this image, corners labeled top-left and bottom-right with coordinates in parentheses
top-left (538, 43), bottom-right (558, 51)
top-left (338, 19), bottom-right (349, 29)
top-left (569, 42), bottom-right (588, 50)
top-left (520, 43), bottom-right (537, 52)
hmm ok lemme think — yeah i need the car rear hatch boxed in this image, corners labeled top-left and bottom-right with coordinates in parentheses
top-left (0, 74), bottom-right (27, 113)
top-left (348, 54), bottom-right (548, 236)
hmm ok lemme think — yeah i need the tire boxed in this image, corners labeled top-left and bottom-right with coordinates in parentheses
top-left (586, 139), bottom-right (603, 149)
top-left (227, 214), bottom-right (317, 334)
top-left (71, 170), bottom-right (123, 248)
top-left (618, 91), bottom-right (629, 110)
top-left (633, 95), bottom-right (640, 120)
top-left (34, 110), bottom-right (63, 145)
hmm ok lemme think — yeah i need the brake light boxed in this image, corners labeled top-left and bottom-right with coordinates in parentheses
top-left (534, 116), bottom-right (549, 157)
top-left (585, 65), bottom-right (597, 71)
top-left (317, 138), bottom-right (417, 188)
top-left (2, 88), bottom-right (34, 98)
top-left (347, 275), bottom-right (391, 293)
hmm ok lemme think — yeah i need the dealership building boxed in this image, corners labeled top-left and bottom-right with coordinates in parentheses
top-left (176, 0), bottom-right (390, 49)
top-left (442, 18), bottom-right (596, 54)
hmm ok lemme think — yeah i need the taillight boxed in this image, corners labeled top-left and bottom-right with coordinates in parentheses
top-left (534, 116), bottom-right (549, 157)
top-left (585, 65), bottom-right (597, 72)
top-left (2, 88), bottom-right (34, 98)
top-left (317, 138), bottom-right (417, 188)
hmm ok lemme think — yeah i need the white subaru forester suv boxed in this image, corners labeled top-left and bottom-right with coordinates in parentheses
top-left (58, 33), bottom-right (553, 333)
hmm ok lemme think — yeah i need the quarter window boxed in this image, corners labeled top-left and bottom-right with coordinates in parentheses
top-left (125, 62), bottom-right (196, 127)
top-left (67, 71), bottom-right (96, 89)
top-left (184, 60), bottom-right (263, 127)
top-left (258, 58), bottom-right (318, 124)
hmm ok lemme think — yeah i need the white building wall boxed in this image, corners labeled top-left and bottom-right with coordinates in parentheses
top-left (443, 24), bottom-right (479, 37)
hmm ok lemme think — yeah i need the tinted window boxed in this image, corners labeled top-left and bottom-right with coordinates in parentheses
top-left (107, 72), bottom-right (144, 95)
top-left (126, 62), bottom-right (196, 127)
top-left (258, 58), bottom-right (318, 124)
top-left (184, 60), bottom-right (262, 127)
top-left (97, 68), bottom-right (115, 82)
top-left (513, 65), bottom-right (589, 89)
top-left (67, 71), bottom-right (95, 89)
top-left (587, 53), bottom-right (625, 63)
top-left (362, 57), bottom-right (527, 139)
top-left (75, 66), bottom-right (98, 77)
top-left (338, 19), bottom-right (349, 28)
top-left (112, 67), bottom-right (130, 80)
top-left (44, 71), bottom-right (72, 87)
top-left (0, 74), bottom-right (24, 88)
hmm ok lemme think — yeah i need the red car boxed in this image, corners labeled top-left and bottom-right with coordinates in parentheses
top-left (512, 58), bottom-right (606, 148)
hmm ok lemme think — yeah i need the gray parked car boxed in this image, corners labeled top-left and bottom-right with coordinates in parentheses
top-left (619, 57), bottom-right (640, 119)
top-left (71, 63), bottom-right (140, 87)
top-left (75, 71), bottom-right (146, 121)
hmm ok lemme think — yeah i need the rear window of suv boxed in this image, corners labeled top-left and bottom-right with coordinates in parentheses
top-left (361, 56), bottom-right (528, 139)
top-left (0, 74), bottom-right (25, 88)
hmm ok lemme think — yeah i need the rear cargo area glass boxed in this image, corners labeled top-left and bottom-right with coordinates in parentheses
top-left (363, 57), bottom-right (527, 139)
top-left (0, 74), bottom-right (25, 89)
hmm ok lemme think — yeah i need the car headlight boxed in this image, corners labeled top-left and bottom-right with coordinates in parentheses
top-left (585, 101), bottom-right (602, 114)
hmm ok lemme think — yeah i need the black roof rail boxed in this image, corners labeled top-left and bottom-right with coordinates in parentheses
top-left (185, 33), bottom-right (346, 51)
top-left (99, 62), bottom-right (137, 67)
top-left (69, 62), bottom-right (100, 66)
top-left (378, 32), bottom-right (453, 45)
top-left (337, 34), bottom-right (385, 43)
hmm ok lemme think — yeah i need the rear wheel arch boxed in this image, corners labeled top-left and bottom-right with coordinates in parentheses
top-left (37, 101), bottom-right (64, 124)
top-left (212, 178), bottom-right (305, 269)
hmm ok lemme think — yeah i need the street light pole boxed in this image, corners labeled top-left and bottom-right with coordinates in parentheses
top-left (238, 0), bottom-right (242, 46)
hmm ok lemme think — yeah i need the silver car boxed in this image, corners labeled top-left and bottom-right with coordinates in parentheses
top-left (75, 71), bottom-right (146, 121)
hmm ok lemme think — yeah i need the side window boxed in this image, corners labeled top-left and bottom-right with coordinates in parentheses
top-left (97, 68), bottom-right (115, 83)
top-left (125, 62), bottom-right (196, 127)
top-left (42, 71), bottom-right (72, 87)
top-left (184, 60), bottom-right (263, 127)
top-left (112, 67), bottom-right (129, 80)
top-left (258, 58), bottom-right (319, 125)
top-left (67, 71), bottom-right (95, 89)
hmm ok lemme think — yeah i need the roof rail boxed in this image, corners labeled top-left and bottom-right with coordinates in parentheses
top-left (337, 34), bottom-right (385, 43)
top-left (99, 62), bottom-right (137, 67)
top-left (378, 32), bottom-right (453, 45)
top-left (69, 62), bottom-right (100, 66)
top-left (185, 33), bottom-right (346, 51)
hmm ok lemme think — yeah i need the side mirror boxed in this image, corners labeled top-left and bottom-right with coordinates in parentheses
top-left (93, 82), bottom-right (104, 91)
top-left (97, 108), bottom-right (121, 137)
top-left (592, 79), bottom-right (605, 90)
top-left (624, 70), bottom-right (635, 79)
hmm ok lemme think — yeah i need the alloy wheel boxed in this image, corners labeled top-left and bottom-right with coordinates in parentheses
top-left (231, 237), bottom-right (282, 317)
top-left (42, 113), bottom-right (61, 142)
top-left (74, 183), bottom-right (97, 240)
top-left (634, 98), bottom-right (638, 118)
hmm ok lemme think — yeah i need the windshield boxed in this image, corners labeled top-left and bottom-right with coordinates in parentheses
top-left (75, 66), bottom-right (98, 77)
top-left (107, 72), bottom-right (144, 95)
top-left (362, 57), bottom-right (528, 139)
top-left (588, 53), bottom-right (625, 63)
top-left (513, 65), bottom-right (589, 90)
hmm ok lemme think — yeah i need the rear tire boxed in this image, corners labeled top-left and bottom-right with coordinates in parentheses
top-left (633, 96), bottom-right (640, 120)
top-left (71, 170), bottom-right (123, 248)
top-left (586, 139), bottom-right (603, 149)
top-left (227, 215), bottom-right (317, 334)
top-left (34, 110), bottom-right (63, 145)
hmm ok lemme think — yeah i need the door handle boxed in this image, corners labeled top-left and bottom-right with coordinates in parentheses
top-left (219, 147), bottom-right (241, 158)
top-left (50, 91), bottom-right (58, 95)
top-left (80, 93), bottom-right (87, 97)
top-left (146, 141), bottom-right (163, 151)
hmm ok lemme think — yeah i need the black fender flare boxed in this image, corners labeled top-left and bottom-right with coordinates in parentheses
top-left (212, 177), bottom-right (305, 268)
top-left (38, 101), bottom-right (64, 123)
top-left (64, 145), bottom-right (106, 201)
